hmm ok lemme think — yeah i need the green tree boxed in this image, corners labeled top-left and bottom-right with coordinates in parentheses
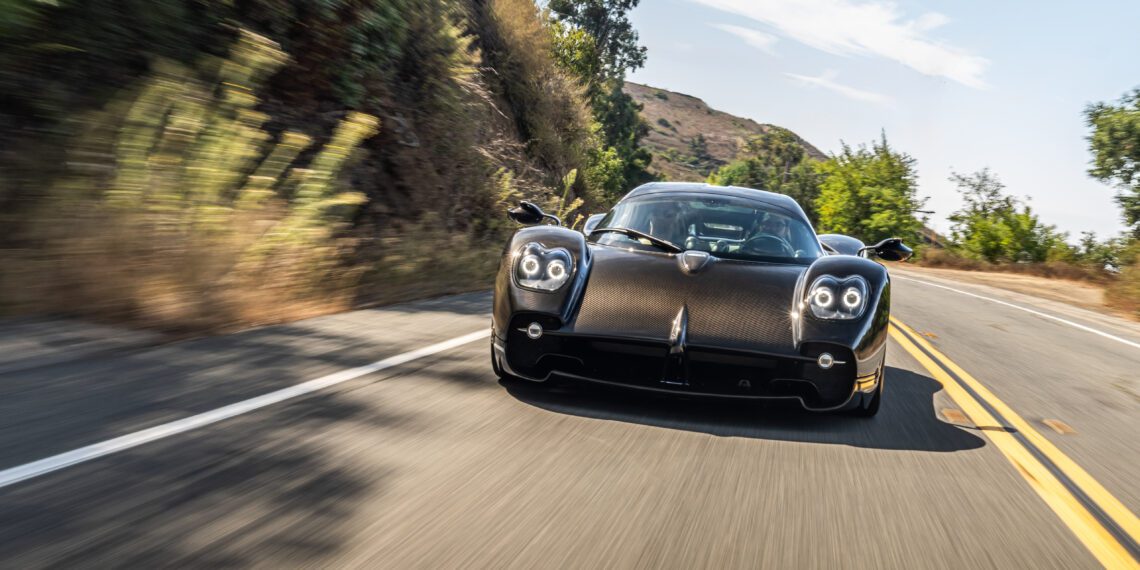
top-left (947, 169), bottom-right (1070, 263)
top-left (708, 127), bottom-right (821, 221)
top-left (548, 19), bottom-right (600, 82)
top-left (813, 134), bottom-right (925, 243)
top-left (1075, 231), bottom-right (1133, 270)
top-left (547, 0), bottom-right (646, 84)
top-left (1085, 88), bottom-right (1140, 237)
top-left (548, 0), bottom-right (652, 202)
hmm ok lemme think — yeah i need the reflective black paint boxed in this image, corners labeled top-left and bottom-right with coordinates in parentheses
top-left (492, 183), bottom-right (896, 412)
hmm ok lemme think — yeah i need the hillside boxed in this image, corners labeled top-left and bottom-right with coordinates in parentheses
top-left (625, 81), bottom-right (826, 181)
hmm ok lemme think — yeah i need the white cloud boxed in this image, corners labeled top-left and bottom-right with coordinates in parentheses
top-left (711, 24), bottom-right (778, 54)
top-left (785, 70), bottom-right (890, 103)
top-left (691, 0), bottom-right (989, 88)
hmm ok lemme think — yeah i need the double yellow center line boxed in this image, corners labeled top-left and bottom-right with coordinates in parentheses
top-left (889, 317), bottom-right (1140, 569)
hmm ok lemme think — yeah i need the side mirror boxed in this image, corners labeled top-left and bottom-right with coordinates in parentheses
top-left (582, 213), bottom-right (605, 236)
top-left (508, 201), bottom-right (561, 226)
top-left (861, 238), bottom-right (913, 262)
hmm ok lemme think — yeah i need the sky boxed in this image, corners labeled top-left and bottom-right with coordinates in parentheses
top-left (627, 0), bottom-right (1140, 239)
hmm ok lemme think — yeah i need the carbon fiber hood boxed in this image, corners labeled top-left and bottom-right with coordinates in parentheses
top-left (572, 246), bottom-right (806, 353)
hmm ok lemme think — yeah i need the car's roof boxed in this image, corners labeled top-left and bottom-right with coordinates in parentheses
top-left (620, 182), bottom-right (810, 223)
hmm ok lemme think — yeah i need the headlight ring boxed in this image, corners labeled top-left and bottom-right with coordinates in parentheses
top-left (806, 275), bottom-right (869, 320)
top-left (514, 243), bottom-right (573, 292)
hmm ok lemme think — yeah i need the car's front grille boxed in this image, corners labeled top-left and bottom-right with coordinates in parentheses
top-left (506, 325), bottom-right (856, 407)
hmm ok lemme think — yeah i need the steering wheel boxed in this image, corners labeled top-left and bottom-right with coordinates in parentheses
top-left (742, 234), bottom-right (795, 257)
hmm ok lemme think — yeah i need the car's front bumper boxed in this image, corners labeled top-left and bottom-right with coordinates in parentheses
top-left (494, 323), bottom-right (879, 412)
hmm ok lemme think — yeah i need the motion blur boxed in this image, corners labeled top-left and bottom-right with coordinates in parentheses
top-left (1, 1), bottom-right (1139, 568)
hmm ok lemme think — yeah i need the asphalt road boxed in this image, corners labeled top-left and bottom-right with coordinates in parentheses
top-left (1, 268), bottom-right (1138, 568)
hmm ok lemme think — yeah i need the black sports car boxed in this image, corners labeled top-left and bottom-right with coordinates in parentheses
top-left (491, 182), bottom-right (912, 416)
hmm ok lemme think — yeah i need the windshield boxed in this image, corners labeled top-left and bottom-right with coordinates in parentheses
top-left (592, 194), bottom-right (823, 264)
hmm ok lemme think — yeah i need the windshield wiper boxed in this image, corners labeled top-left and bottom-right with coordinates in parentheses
top-left (589, 226), bottom-right (683, 253)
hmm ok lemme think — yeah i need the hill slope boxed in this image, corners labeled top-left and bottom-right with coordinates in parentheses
top-left (625, 81), bottom-right (826, 182)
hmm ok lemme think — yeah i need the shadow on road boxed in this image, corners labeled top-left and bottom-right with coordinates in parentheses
top-left (0, 390), bottom-right (391, 567)
top-left (502, 366), bottom-right (985, 452)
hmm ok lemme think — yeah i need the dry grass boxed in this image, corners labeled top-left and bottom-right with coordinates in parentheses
top-left (0, 32), bottom-right (378, 333)
top-left (916, 247), bottom-right (1109, 284)
top-left (479, 0), bottom-right (593, 178)
top-left (898, 265), bottom-right (1108, 311)
top-left (913, 248), bottom-right (1140, 320)
top-left (0, 1), bottom-right (607, 334)
top-left (1106, 262), bottom-right (1140, 319)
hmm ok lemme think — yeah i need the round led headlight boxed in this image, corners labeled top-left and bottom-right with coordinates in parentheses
top-left (812, 287), bottom-right (834, 308)
top-left (520, 255), bottom-right (541, 277)
top-left (514, 242), bottom-right (573, 292)
top-left (547, 259), bottom-right (567, 280)
top-left (806, 275), bottom-right (869, 320)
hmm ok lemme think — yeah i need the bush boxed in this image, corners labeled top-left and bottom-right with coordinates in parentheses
top-left (916, 248), bottom-right (1110, 284)
top-left (1106, 261), bottom-right (1140, 317)
top-left (476, 0), bottom-right (593, 177)
top-left (2, 31), bottom-right (378, 330)
top-left (0, 0), bottom-right (614, 330)
top-left (814, 134), bottom-right (925, 243)
top-left (947, 169), bottom-right (1071, 263)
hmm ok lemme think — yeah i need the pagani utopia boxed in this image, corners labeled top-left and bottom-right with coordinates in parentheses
top-left (491, 182), bottom-right (912, 416)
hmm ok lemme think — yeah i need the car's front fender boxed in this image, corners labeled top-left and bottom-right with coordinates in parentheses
top-left (493, 226), bottom-right (591, 339)
top-left (793, 255), bottom-right (891, 375)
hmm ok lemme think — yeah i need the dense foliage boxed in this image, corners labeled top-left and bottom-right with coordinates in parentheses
top-left (548, 0), bottom-right (653, 201)
top-left (0, 0), bottom-right (642, 328)
top-left (946, 169), bottom-right (1070, 263)
top-left (1086, 89), bottom-right (1140, 237)
top-left (548, 0), bottom-right (646, 83)
top-left (813, 135), bottom-right (926, 245)
top-left (708, 128), bottom-right (821, 222)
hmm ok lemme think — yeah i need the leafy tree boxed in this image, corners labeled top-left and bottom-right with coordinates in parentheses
top-left (547, 0), bottom-right (646, 83)
top-left (708, 127), bottom-right (821, 221)
top-left (947, 169), bottom-right (1070, 263)
top-left (1086, 88), bottom-right (1140, 237)
top-left (813, 134), bottom-right (925, 243)
top-left (548, 0), bottom-right (651, 202)
top-left (548, 19), bottom-right (601, 84)
top-left (1075, 232), bottom-right (1132, 270)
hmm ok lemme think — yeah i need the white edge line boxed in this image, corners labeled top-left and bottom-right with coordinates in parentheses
top-left (892, 274), bottom-right (1140, 351)
top-left (0, 329), bottom-right (490, 490)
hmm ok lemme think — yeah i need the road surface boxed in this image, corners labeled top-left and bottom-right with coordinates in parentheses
top-left (1, 267), bottom-right (1138, 568)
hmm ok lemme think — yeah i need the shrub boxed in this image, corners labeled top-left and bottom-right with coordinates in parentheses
top-left (2, 31), bottom-right (379, 330)
top-left (916, 248), bottom-right (1110, 284)
top-left (1106, 261), bottom-right (1140, 317)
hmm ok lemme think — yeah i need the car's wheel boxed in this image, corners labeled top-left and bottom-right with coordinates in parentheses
top-left (850, 363), bottom-right (884, 418)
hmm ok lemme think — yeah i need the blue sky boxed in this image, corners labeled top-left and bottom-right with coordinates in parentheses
top-left (627, 0), bottom-right (1140, 239)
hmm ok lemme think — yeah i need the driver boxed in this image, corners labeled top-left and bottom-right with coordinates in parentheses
top-left (741, 212), bottom-right (796, 256)
top-left (755, 213), bottom-right (790, 241)
top-left (641, 201), bottom-right (687, 246)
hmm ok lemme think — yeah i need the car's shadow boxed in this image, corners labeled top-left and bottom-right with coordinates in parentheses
top-left (501, 366), bottom-right (985, 452)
